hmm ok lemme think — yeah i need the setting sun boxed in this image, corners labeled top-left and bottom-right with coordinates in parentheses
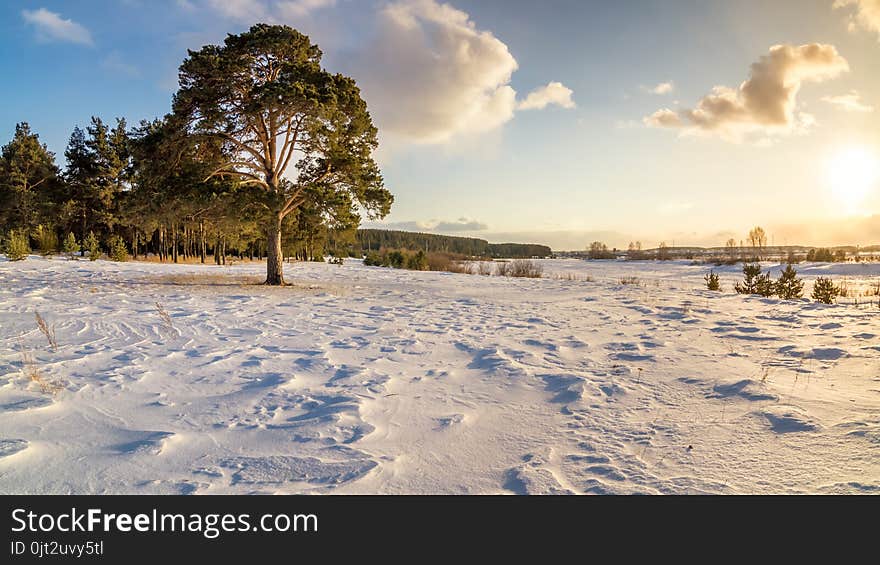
top-left (827, 145), bottom-right (880, 210)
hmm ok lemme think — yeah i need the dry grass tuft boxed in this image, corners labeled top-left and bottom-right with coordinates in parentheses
top-left (155, 302), bottom-right (174, 331)
top-left (446, 261), bottom-right (473, 274)
top-left (476, 262), bottom-right (494, 276)
top-left (552, 273), bottom-right (595, 282)
top-left (496, 259), bottom-right (543, 278)
top-left (34, 312), bottom-right (57, 351)
top-left (19, 343), bottom-right (64, 396)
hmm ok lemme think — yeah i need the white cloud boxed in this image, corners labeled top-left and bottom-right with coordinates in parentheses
top-left (821, 90), bottom-right (874, 112)
top-left (353, 0), bottom-right (574, 143)
top-left (645, 44), bottom-right (849, 140)
top-left (518, 82), bottom-right (576, 110)
top-left (21, 8), bottom-right (93, 46)
top-left (834, 0), bottom-right (880, 40)
top-left (354, 0), bottom-right (519, 143)
top-left (643, 108), bottom-right (682, 128)
top-left (186, 0), bottom-right (572, 144)
top-left (649, 81), bottom-right (674, 95)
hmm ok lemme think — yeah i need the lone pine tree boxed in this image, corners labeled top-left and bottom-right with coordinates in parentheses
top-left (172, 24), bottom-right (392, 285)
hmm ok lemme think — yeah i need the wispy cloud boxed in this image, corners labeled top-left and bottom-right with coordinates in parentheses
top-left (22, 8), bottom-right (94, 46)
top-left (278, 0), bottom-right (337, 18)
top-left (373, 218), bottom-right (489, 233)
top-left (204, 0), bottom-right (268, 21)
top-left (196, 0), bottom-right (335, 22)
top-left (645, 44), bottom-right (849, 141)
top-left (102, 52), bottom-right (141, 78)
top-left (821, 90), bottom-right (874, 112)
top-left (659, 201), bottom-right (695, 214)
top-left (645, 81), bottom-right (674, 95)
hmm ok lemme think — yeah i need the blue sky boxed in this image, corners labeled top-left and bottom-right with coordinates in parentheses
top-left (3, 0), bottom-right (880, 248)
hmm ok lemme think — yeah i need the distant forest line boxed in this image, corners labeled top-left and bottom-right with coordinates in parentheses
top-left (355, 229), bottom-right (552, 259)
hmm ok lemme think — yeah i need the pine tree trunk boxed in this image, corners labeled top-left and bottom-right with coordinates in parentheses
top-left (199, 220), bottom-right (206, 264)
top-left (265, 217), bottom-right (284, 285)
top-left (172, 222), bottom-right (179, 263)
top-left (80, 210), bottom-right (87, 257)
top-left (159, 226), bottom-right (165, 262)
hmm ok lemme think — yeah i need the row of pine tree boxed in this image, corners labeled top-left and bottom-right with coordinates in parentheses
top-left (0, 120), bottom-right (349, 263)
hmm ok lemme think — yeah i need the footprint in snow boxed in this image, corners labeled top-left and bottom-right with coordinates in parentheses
top-left (434, 414), bottom-right (465, 430)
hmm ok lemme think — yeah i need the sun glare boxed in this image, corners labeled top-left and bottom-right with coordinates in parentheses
top-left (826, 145), bottom-right (879, 211)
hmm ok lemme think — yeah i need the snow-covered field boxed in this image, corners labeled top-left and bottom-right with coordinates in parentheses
top-left (1, 256), bottom-right (878, 494)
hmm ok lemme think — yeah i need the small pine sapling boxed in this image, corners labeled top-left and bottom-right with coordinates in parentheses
top-left (734, 263), bottom-right (762, 294)
top-left (704, 270), bottom-right (721, 291)
top-left (62, 232), bottom-right (79, 260)
top-left (775, 264), bottom-right (804, 300)
top-left (755, 271), bottom-right (775, 297)
top-left (109, 236), bottom-right (128, 262)
top-left (811, 277), bottom-right (840, 304)
top-left (84, 231), bottom-right (101, 261)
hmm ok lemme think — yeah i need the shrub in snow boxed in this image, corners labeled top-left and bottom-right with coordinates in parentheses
top-left (387, 250), bottom-right (405, 269)
top-left (811, 277), bottom-right (840, 304)
top-left (503, 259), bottom-right (543, 278)
top-left (406, 250), bottom-right (428, 271)
top-left (775, 264), bottom-right (804, 300)
top-left (363, 251), bottom-right (383, 266)
top-left (704, 270), bottom-right (721, 291)
top-left (3, 230), bottom-right (29, 261)
top-left (84, 231), bottom-right (100, 261)
top-left (33, 225), bottom-right (58, 255)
